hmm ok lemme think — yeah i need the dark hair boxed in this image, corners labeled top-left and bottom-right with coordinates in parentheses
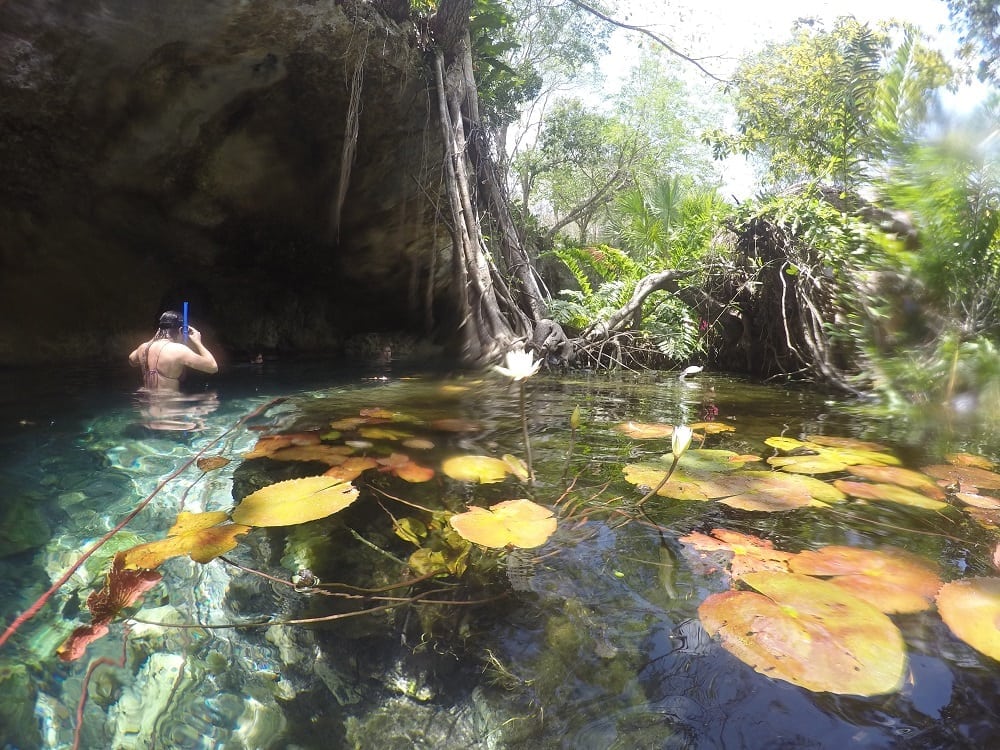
top-left (158, 311), bottom-right (182, 330)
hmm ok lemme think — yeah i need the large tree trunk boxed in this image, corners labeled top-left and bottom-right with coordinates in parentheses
top-left (430, 0), bottom-right (539, 364)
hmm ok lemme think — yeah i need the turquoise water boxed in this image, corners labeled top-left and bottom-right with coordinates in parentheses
top-left (1, 360), bottom-right (998, 748)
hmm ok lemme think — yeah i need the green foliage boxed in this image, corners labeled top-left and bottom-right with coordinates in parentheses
top-left (947, 0), bottom-right (1000, 82)
top-left (710, 18), bottom-right (954, 189)
top-left (609, 175), bottom-right (732, 267)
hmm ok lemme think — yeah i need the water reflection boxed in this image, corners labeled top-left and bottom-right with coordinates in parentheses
top-left (131, 390), bottom-right (220, 433)
top-left (0, 366), bottom-right (998, 748)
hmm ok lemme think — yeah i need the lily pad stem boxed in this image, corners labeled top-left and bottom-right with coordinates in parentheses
top-left (636, 455), bottom-right (681, 507)
top-left (520, 381), bottom-right (534, 485)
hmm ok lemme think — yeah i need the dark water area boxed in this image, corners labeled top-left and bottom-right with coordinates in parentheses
top-left (1, 360), bottom-right (998, 749)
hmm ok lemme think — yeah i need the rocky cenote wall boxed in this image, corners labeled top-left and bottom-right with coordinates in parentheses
top-left (0, 0), bottom-right (455, 365)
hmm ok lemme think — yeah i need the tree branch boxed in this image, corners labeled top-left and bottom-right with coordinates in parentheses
top-left (564, 0), bottom-right (730, 84)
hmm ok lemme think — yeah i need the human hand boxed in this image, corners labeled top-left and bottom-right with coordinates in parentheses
top-left (187, 326), bottom-right (202, 344)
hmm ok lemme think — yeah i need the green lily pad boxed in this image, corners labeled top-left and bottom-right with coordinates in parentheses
top-left (622, 465), bottom-right (752, 501)
top-left (766, 455), bottom-right (851, 475)
top-left (804, 435), bottom-right (891, 452)
top-left (670, 449), bottom-right (756, 473)
top-left (833, 480), bottom-right (948, 511)
top-left (789, 546), bottom-right (942, 614)
top-left (936, 577), bottom-right (1000, 661)
top-left (765, 436), bottom-right (901, 473)
top-left (736, 470), bottom-right (846, 505)
top-left (699, 572), bottom-right (907, 696)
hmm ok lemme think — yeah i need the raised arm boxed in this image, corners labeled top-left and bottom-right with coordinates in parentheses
top-left (182, 327), bottom-right (219, 374)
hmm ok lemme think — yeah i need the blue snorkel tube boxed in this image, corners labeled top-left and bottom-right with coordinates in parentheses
top-left (182, 301), bottom-right (189, 342)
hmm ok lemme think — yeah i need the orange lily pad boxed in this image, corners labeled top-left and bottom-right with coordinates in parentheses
top-left (449, 499), bottom-right (556, 549)
top-left (833, 480), bottom-right (949, 511)
top-left (922, 464), bottom-right (1000, 490)
top-left (122, 512), bottom-right (251, 569)
top-left (231, 476), bottom-right (359, 527)
top-left (377, 453), bottom-right (435, 483)
top-left (679, 529), bottom-right (795, 575)
top-left (268, 444), bottom-right (355, 466)
top-left (789, 546), bottom-right (942, 614)
top-left (442, 455), bottom-right (511, 484)
top-left (936, 577), bottom-right (1000, 661)
top-left (804, 434), bottom-right (891, 452)
top-left (953, 491), bottom-right (1000, 509)
top-left (615, 422), bottom-right (674, 439)
top-left (699, 572), bottom-right (907, 696)
top-left (945, 452), bottom-right (995, 470)
top-left (689, 421), bottom-right (736, 434)
top-left (323, 456), bottom-right (379, 482)
top-left (847, 465), bottom-right (946, 500)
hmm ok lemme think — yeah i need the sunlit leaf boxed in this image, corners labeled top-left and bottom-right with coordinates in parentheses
top-left (764, 436), bottom-right (810, 452)
top-left (847, 465), bottom-right (945, 499)
top-left (789, 546), bottom-right (942, 614)
top-left (243, 434), bottom-right (294, 459)
top-left (322, 456), bottom-right (378, 482)
top-left (735, 471), bottom-right (846, 505)
top-left (623, 464), bottom-right (748, 501)
top-left (502, 453), bottom-right (530, 481)
top-left (197, 456), bottom-right (231, 472)
top-left (442, 455), bottom-right (511, 483)
top-left (936, 577), bottom-right (1000, 661)
top-left (945, 452), bottom-right (995, 470)
top-left (231, 477), bottom-right (359, 527)
top-left (449, 499), bottom-right (556, 549)
top-left (359, 426), bottom-right (413, 441)
top-left (922, 464), bottom-right (1000, 490)
top-left (330, 416), bottom-right (367, 431)
top-left (699, 572), bottom-right (907, 696)
top-left (122, 512), bottom-right (251, 569)
top-left (766, 455), bottom-right (849, 474)
top-left (615, 421), bottom-right (674, 439)
top-left (674, 449), bottom-right (755, 473)
top-left (833, 480), bottom-right (949, 511)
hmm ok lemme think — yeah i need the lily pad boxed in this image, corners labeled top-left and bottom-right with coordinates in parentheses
top-left (615, 422), bottom-right (674, 439)
top-left (833, 480), bottom-right (949, 511)
top-left (847, 465), bottom-right (946, 500)
top-left (377, 453), bottom-right (435, 483)
top-left (936, 577), bottom-right (1000, 661)
top-left (232, 477), bottom-right (359, 527)
top-left (945, 452), bottom-right (995, 470)
top-left (766, 455), bottom-right (851, 475)
top-left (679, 528), bottom-right (795, 575)
top-left (804, 434), bottom-right (890, 452)
top-left (689, 421), bottom-right (736, 434)
top-left (442, 455), bottom-right (511, 484)
top-left (953, 491), bottom-right (1000, 509)
top-left (765, 436), bottom-right (900, 472)
top-left (122, 512), bottom-right (251, 569)
top-left (323, 456), bottom-right (379, 482)
top-left (699, 572), bottom-right (907, 696)
top-left (268, 444), bottom-right (354, 466)
top-left (922, 464), bottom-right (1000, 490)
top-left (789, 546), bottom-right (942, 614)
top-left (672, 449), bottom-right (756, 473)
top-left (449, 499), bottom-right (556, 549)
top-left (622, 465), bottom-right (751, 501)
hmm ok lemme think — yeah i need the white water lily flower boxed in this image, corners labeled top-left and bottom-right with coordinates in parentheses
top-left (672, 425), bottom-right (694, 460)
top-left (493, 347), bottom-right (541, 381)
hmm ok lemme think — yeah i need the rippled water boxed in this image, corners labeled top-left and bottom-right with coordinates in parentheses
top-left (1, 359), bottom-right (998, 749)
